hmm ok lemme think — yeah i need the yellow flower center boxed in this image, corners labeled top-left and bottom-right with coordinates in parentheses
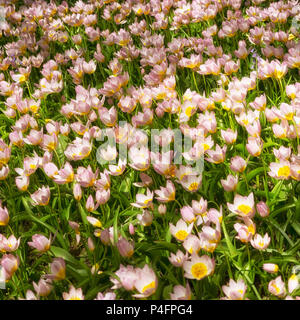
top-left (271, 283), bottom-right (280, 294)
top-left (175, 230), bottom-right (188, 241)
top-left (237, 204), bottom-right (252, 215)
top-left (94, 220), bottom-right (102, 228)
top-left (142, 281), bottom-right (156, 293)
top-left (285, 112), bottom-right (294, 121)
top-left (278, 166), bottom-right (290, 177)
top-left (185, 106), bottom-right (195, 117)
top-left (203, 143), bottom-right (210, 151)
top-left (47, 142), bottom-right (56, 151)
top-left (258, 241), bottom-right (265, 247)
top-left (273, 69), bottom-right (284, 79)
top-left (191, 262), bottom-right (208, 280)
top-left (188, 182), bottom-right (199, 192)
top-left (19, 74), bottom-right (26, 83)
top-left (70, 296), bottom-right (81, 300)
top-left (56, 267), bottom-right (65, 280)
top-left (248, 224), bottom-right (255, 235)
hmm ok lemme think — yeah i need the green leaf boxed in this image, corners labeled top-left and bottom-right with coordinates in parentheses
top-left (246, 167), bottom-right (264, 182)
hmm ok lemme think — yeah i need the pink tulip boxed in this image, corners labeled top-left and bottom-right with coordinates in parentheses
top-left (28, 234), bottom-right (51, 252)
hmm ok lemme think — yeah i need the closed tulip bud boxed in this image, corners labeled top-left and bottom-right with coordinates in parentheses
top-left (73, 183), bottom-right (82, 201)
top-left (0, 165), bottom-right (9, 180)
top-left (256, 201), bottom-right (270, 217)
top-left (263, 263), bottom-right (279, 274)
top-left (49, 258), bottom-right (66, 280)
top-left (33, 278), bottom-right (53, 297)
top-left (0, 204), bottom-right (9, 226)
top-left (116, 237), bottom-right (134, 258)
top-left (158, 204), bottom-right (167, 215)
top-left (129, 223), bottom-right (135, 235)
top-left (288, 274), bottom-right (300, 294)
top-left (86, 195), bottom-right (95, 212)
top-left (88, 237), bottom-right (95, 252)
top-left (87, 216), bottom-right (102, 228)
top-left (99, 229), bottom-right (110, 244)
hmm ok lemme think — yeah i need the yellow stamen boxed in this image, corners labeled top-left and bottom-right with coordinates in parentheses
top-left (191, 262), bottom-right (208, 280)
top-left (142, 281), bottom-right (156, 293)
top-left (175, 230), bottom-right (188, 241)
top-left (278, 166), bottom-right (290, 177)
top-left (237, 204), bottom-right (252, 215)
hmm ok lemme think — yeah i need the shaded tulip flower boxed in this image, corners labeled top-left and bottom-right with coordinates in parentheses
top-left (131, 188), bottom-right (154, 209)
top-left (0, 203), bottom-right (9, 226)
top-left (183, 234), bottom-right (201, 254)
top-left (234, 217), bottom-right (256, 243)
top-left (0, 234), bottom-right (20, 252)
top-left (137, 210), bottom-right (153, 227)
top-left (53, 162), bottom-right (74, 184)
top-left (1, 254), bottom-right (19, 280)
top-left (180, 206), bottom-right (196, 223)
top-left (170, 283), bottom-right (192, 300)
top-left (110, 264), bottom-right (138, 291)
top-left (222, 279), bottom-right (247, 300)
top-left (46, 258), bottom-right (66, 281)
top-left (168, 250), bottom-right (189, 268)
top-left (33, 278), bottom-right (53, 297)
top-left (221, 174), bottom-right (238, 192)
top-left (95, 292), bottom-right (116, 300)
top-left (108, 158), bottom-right (127, 176)
top-left (88, 237), bottom-right (95, 252)
top-left (158, 204), bottom-right (167, 215)
top-left (256, 201), bottom-right (270, 217)
top-left (18, 290), bottom-right (38, 300)
top-left (31, 186), bottom-right (50, 206)
top-left (155, 180), bottom-right (175, 202)
top-left (132, 264), bottom-right (158, 298)
top-left (268, 276), bottom-right (286, 298)
top-left (73, 183), bottom-right (82, 201)
top-left (87, 216), bottom-right (102, 228)
top-left (230, 156), bottom-right (247, 173)
top-left (28, 234), bottom-right (51, 252)
top-left (85, 195), bottom-right (96, 212)
top-left (63, 285), bottom-right (85, 300)
top-left (263, 263), bottom-right (279, 274)
top-left (117, 237), bottom-right (134, 258)
top-left (0, 165), bottom-right (9, 180)
top-left (288, 274), bottom-right (299, 294)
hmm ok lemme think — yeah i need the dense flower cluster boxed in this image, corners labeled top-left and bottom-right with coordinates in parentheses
top-left (0, 0), bottom-right (299, 300)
